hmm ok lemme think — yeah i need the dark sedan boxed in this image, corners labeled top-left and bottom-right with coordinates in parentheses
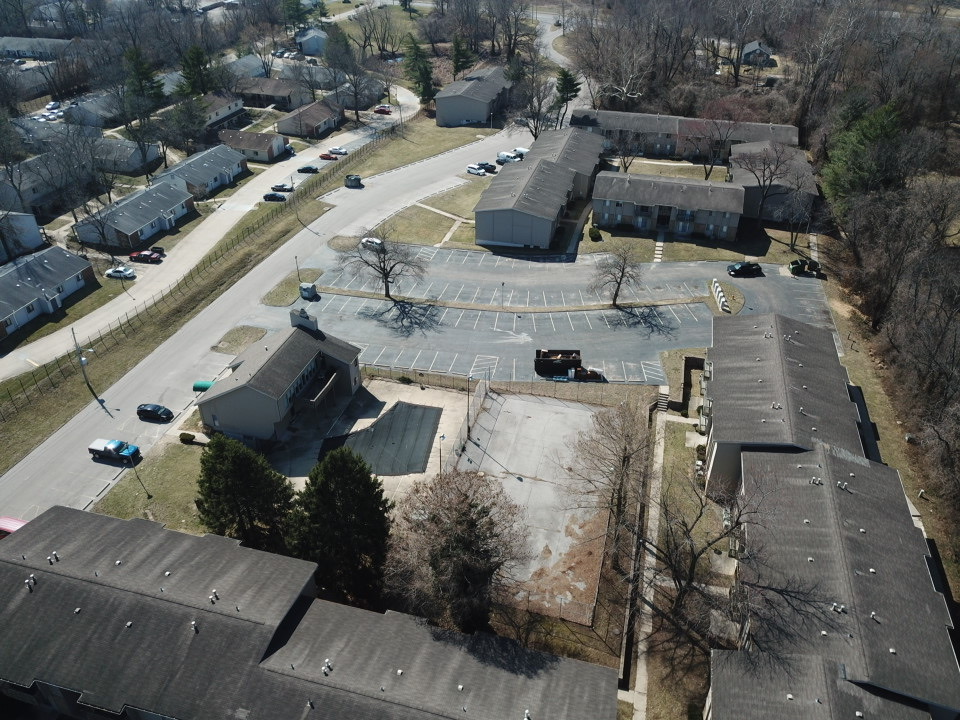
top-left (727, 261), bottom-right (763, 277)
top-left (263, 193), bottom-right (288, 202)
top-left (476, 161), bottom-right (497, 173)
top-left (137, 403), bottom-right (174, 422)
top-left (297, 165), bottom-right (319, 174)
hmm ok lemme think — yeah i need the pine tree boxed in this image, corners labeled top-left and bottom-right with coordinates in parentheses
top-left (178, 45), bottom-right (212, 96)
top-left (554, 68), bottom-right (581, 129)
top-left (403, 35), bottom-right (435, 102)
top-left (124, 48), bottom-right (164, 109)
top-left (196, 435), bottom-right (294, 551)
top-left (451, 36), bottom-right (473, 80)
top-left (286, 448), bottom-right (392, 602)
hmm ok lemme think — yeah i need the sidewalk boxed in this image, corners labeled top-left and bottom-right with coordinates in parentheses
top-left (0, 87), bottom-right (422, 382)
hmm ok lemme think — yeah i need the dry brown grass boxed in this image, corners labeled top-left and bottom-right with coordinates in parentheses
top-left (211, 325), bottom-right (267, 355)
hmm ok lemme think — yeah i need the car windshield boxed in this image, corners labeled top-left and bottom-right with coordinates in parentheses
top-left (107, 440), bottom-right (127, 452)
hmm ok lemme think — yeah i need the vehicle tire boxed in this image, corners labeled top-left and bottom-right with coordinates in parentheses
top-left (92, 452), bottom-right (101, 459)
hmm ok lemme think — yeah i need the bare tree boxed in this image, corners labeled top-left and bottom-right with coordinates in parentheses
top-left (511, 43), bottom-right (557, 140)
top-left (588, 240), bottom-right (645, 307)
top-left (610, 128), bottom-right (645, 172)
top-left (565, 397), bottom-right (649, 568)
top-left (386, 469), bottom-right (528, 633)
top-left (683, 98), bottom-right (749, 180)
top-left (336, 228), bottom-right (427, 301)
top-left (730, 141), bottom-right (793, 219)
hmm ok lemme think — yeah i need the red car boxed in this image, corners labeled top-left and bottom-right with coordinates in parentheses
top-left (374, 107), bottom-right (392, 115)
top-left (129, 250), bottom-right (162, 263)
top-left (318, 153), bottom-right (338, 161)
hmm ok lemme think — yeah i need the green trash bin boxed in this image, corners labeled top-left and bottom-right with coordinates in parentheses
top-left (193, 381), bottom-right (215, 393)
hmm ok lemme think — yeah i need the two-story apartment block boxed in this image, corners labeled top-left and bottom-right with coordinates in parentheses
top-left (275, 98), bottom-right (343, 138)
top-left (200, 91), bottom-right (244, 129)
top-left (592, 172), bottom-right (743, 241)
top-left (0, 152), bottom-right (93, 216)
top-left (236, 77), bottom-right (311, 111)
top-left (435, 67), bottom-right (511, 127)
top-left (152, 145), bottom-right (247, 199)
top-left (570, 110), bottom-right (799, 161)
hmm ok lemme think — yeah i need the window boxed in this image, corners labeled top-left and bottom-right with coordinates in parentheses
top-left (26, 303), bottom-right (35, 313)
top-left (639, 205), bottom-right (651, 213)
top-left (55, 285), bottom-right (63, 293)
top-left (3, 318), bottom-right (12, 327)
top-left (75, 273), bottom-right (82, 281)
top-left (615, 201), bottom-right (623, 208)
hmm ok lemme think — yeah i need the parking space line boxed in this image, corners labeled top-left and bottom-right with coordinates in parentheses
top-left (355, 299), bottom-right (369, 315)
top-left (444, 252), bottom-right (454, 264)
top-left (682, 282), bottom-right (695, 296)
top-left (548, 313), bottom-right (557, 331)
top-left (373, 347), bottom-right (386, 365)
top-left (406, 281), bottom-right (418, 294)
top-left (494, 312), bottom-right (500, 330)
top-left (559, 290), bottom-right (566, 306)
top-left (453, 285), bottom-right (466, 301)
top-left (343, 276), bottom-right (359, 289)
top-left (567, 313), bottom-right (575, 331)
top-left (490, 289), bottom-right (498, 304)
top-left (543, 290), bottom-right (547, 305)
top-left (525, 290), bottom-right (530, 306)
top-left (439, 308), bottom-right (449, 325)
top-left (507, 289), bottom-right (515, 305)
top-left (437, 283), bottom-right (449, 299)
top-left (595, 289), bottom-right (603, 302)
top-left (422, 282), bottom-right (434, 297)
top-left (682, 303), bottom-right (698, 320)
top-left (531, 314), bottom-right (537, 332)
top-left (478, 254), bottom-right (487, 265)
top-left (454, 310), bottom-right (465, 327)
top-left (473, 312), bottom-right (482, 329)
top-left (428, 352), bottom-right (440, 371)
top-left (512, 313), bottom-right (517, 332)
top-left (461, 254), bottom-right (469, 264)
top-left (394, 350), bottom-right (404, 367)
top-left (666, 305), bottom-right (681, 323)
top-left (583, 312), bottom-right (593, 329)
top-left (471, 288), bottom-right (481, 303)
top-left (447, 354), bottom-right (458, 372)
top-left (321, 295), bottom-right (338, 311)
top-left (410, 350), bottom-right (422, 368)
top-left (601, 312), bottom-right (611, 328)
top-left (512, 358), bottom-right (516, 381)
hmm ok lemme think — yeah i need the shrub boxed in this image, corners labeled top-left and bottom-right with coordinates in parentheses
top-left (589, 227), bottom-right (602, 242)
top-left (179, 432), bottom-right (195, 444)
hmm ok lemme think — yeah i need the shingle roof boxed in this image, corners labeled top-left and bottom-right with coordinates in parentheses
top-left (570, 110), bottom-right (799, 147)
top-left (0, 506), bottom-right (619, 720)
top-left (93, 137), bottom-right (152, 167)
top-left (474, 159), bottom-right (576, 220)
top-left (217, 129), bottom-right (283, 152)
top-left (201, 325), bottom-right (360, 402)
top-left (436, 66), bottom-right (511, 103)
top-left (153, 145), bottom-right (245, 188)
top-left (295, 27), bottom-right (327, 41)
top-left (77, 183), bottom-right (192, 236)
top-left (593, 171), bottom-right (745, 214)
top-left (238, 76), bottom-right (300, 97)
top-left (524, 127), bottom-right (606, 172)
top-left (743, 40), bottom-right (774, 56)
top-left (0, 246), bottom-right (91, 317)
top-left (201, 90), bottom-right (241, 115)
top-left (729, 141), bottom-right (818, 195)
top-left (0, 36), bottom-right (72, 55)
top-left (707, 314), bottom-right (863, 453)
top-left (277, 99), bottom-right (341, 130)
top-left (225, 53), bottom-right (267, 79)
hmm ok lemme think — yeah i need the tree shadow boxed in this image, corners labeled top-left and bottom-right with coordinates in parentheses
top-left (426, 621), bottom-right (560, 678)
top-left (358, 299), bottom-right (441, 337)
top-left (611, 305), bottom-right (679, 338)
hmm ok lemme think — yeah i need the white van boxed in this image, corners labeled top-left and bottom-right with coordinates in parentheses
top-left (466, 164), bottom-right (487, 176)
top-left (497, 151), bottom-right (521, 164)
top-left (512, 146), bottom-right (530, 156)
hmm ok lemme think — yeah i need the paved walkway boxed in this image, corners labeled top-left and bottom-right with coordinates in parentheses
top-left (0, 87), bottom-right (423, 382)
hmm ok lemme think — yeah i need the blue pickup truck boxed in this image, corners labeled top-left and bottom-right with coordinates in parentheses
top-left (88, 439), bottom-right (141, 463)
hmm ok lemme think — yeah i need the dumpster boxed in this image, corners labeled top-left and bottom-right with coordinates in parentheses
top-left (788, 259), bottom-right (807, 275)
top-left (193, 381), bottom-right (215, 393)
top-left (299, 282), bottom-right (318, 300)
top-left (345, 174), bottom-right (362, 188)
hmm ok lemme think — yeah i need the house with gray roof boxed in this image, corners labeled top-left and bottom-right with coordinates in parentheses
top-left (474, 127), bottom-right (605, 249)
top-left (570, 110), bottom-right (799, 160)
top-left (217, 128), bottom-right (288, 162)
top-left (74, 183), bottom-right (193, 248)
top-left (0, 505), bottom-right (618, 720)
top-left (0, 36), bottom-right (72, 59)
top-left (276, 98), bottom-right (343, 138)
top-left (93, 137), bottom-right (160, 174)
top-left (742, 40), bottom-right (774, 66)
top-left (152, 145), bottom-right (247, 199)
top-left (198, 310), bottom-right (361, 441)
top-left (592, 172), bottom-right (743, 241)
top-left (199, 91), bottom-right (244, 128)
top-left (280, 63), bottom-right (344, 91)
top-left (0, 151), bottom-right (94, 215)
top-left (729, 141), bottom-right (817, 222)
top-left (295, 26), bottom-right (328, 55)
top-left (701, 315), bottom-right (960, 720)
top-left (0, 212), bottom-right (44, 263)
top-left (435, 66), bottom-right (511, 127)
top-left (0, 246), bottom-right (94, 336)
top-left (237, 77), bottom-right (311, 111)
top-left (224, 52), bottom-right (267, 79)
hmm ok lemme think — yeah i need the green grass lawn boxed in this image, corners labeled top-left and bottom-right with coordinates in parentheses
top-left (376, 206), bottom-right (456, 245)
top-left (423, 177), bottom-right (490, 219)
top-left (338, 5), bottom-right (422, 46)
top-left (93, 441), bottom-right (207, 535)
top-left (243, 108), bottom-right (283, 133)
top-left (628, 159), bottom-right (708, 180)
top-left (211, 325), bottom-right (267, 354)
top-left (262, 268), bottom-right (324, 306)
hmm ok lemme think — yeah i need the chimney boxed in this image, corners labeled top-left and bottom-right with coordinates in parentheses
top-left (290, 308), bottom-right (319, 331)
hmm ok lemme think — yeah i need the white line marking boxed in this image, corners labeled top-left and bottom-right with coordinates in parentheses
top-left (567, 313), bottom-right (575, 331)
top-left (373, 347), bottom-right (387, 364)
top-left (473, 312), bottom-right (482, 329)
top-left (455, 310), bottom-right (465, 327)
top-left (447, 354), bottom-right (458, 372)
top-left (471, 287), bottom-right (481, 303)
top-left (531, 314), bottom-right (537, 332)
top-left (583, 312), bottom-right (593, 329)
top-left (428, 352), bottom-right (440, 371)
top-left (410, 350), bottom-right (422, 368)
top-left (439, 308), bottom-right (449, 324)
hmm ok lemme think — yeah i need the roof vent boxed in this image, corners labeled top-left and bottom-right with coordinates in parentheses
top-left (803, 519), bottom-right (810, 524)
top-left (211, 589), bottom-right (219, 599)
top-left (859, 528), bottom-right (865, 534)
top-left (855, 713), bottom-right (864, 718)
top-left (802, 385), bottom-right (807, 390)
top-left (807, 557), bottom-right (814, 563)
top-left (786, 694), bottom-right (794, 701)
top-left (165, 571), bottom-right (171, 576)
top-left (209, 595), bottom-right (216, 604)
top-left (75, 608), bottom-right (81, 614)
top-left (397, 669), bottom-right (403, 676)
top-left (47, 556), bottom-right (53, 565)
top-left (115, 560), bottom-right (122, 566)
top-left (52, 551), bottom-right (59, 561)
top-left (458, 685), bottom-right (464, 692)
top-left (869, 568), bottom-right (876, 574)
top-left (125, 621), bottom-right (133, 628)
top-left (889, 648), bottom-right (896, 654)
top-left (849, 473), bottom-right (855, 478)
top-left (821, 630), bottom-right (827, 636)
top-left (525, 711), bottom-right (531, 719)
top-left (307, 700), bottom-right (314, 709)
top-left (192, 621), bottom-right (198, 633)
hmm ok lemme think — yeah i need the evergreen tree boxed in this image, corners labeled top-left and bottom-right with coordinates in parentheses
top-left (286, 448), bottom-right (392, 602)
top-left (177, 45), bottom-right (212, 96)
top-left (451, 36), bottom-right (473, 80)
top-left (196, 435), bottom-right (294, 551)
top-left (284, 0), bottom-right (310, 28)
top-left (124, 48), bottom-right (164, 109)
top-left (554, 68), bottom-right (581, 129)
top-left (403, 35), bottom-right (435, 103)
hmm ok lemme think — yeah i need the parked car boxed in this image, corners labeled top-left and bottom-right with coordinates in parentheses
top-left (271, 183), bottom-right (294, 192)
top-left (263, 192), bottom-right (287, 202)
top-left (129, 250), bottom-right (162, 263)
top-left (0, 516), bottom-right (27, 539)
top-left (137, 403), bottom-right (174, 422)
top-left (373, 106), bottom-right (392, 115)
top-left (45, 100), bottom-right (60, 110)
top-left (105, 266), bottom-right (136, 279)
top-left (497, 151), bottom-right (521, 164)
top-left (476, 161), bottom-right (497, 173)
top-left (466, 164), bottom-right (487, 176)
top-left (512, 146), bottom-right (531, 157)
top-left (727, 261), bottom-right (763, 277)
top-left (297, 165), bottom-right (319, 173)
top-left (360, 237), bottom-right (384, 251)
top-left (150, 246), bottom-right (165, 256)
top-left (13, 59), bottom-right (26, 65)
top-left (318, 153), bottom-right (338, 161)
top-left (328, 146), bottom-right (348, 155)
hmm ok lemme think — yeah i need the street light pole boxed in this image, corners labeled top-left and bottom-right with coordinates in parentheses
top-left (439, 433), bottom-right (446, 473)
top-left (128, 456), bottom-right (152, 499)
top-left (72, 327), bottom-right (99, 402)
top-left (295, 255), bottom-right (302, 282)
